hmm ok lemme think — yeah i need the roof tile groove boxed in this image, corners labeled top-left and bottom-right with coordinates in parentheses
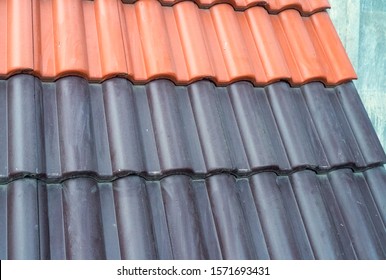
top-left (0, 75), bottom-right (384, 182)
top-left (121, 0), bottom-right (331, 15)
top-left (0, 0), bottom-right (354, 85)
top-left (1, 167), bottom-right (385, 259)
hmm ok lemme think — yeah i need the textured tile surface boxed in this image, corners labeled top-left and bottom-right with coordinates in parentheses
top-left (1, 167), bottom-right (385, 260)
top-left (0, 0), bottom-right (354, 85)
top-left (1, 75), bottom-right (384, 182)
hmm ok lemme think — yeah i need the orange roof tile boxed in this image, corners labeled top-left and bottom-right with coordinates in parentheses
top-left (0, 0), bottom-right (355, 85)
top-left (123, 0), bottom-right (331, 15)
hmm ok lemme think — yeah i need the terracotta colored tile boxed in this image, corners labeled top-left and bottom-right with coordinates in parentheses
top-left (83, 1), bottom-right (102, 80)
top-left (245, 7), bottom-right (290, 83)
top-left (52, 0), bottom-right (89, 78)
top-left (134, 0), bottom-right (176, 80)
top-left (210, 4), bottom-right (255, 82)
top-left (117, 1), bottom-right (133, 80)
top-left (7, 0), bottom-right (34, 74)
top-left (132, 0), bottom-right (330, 14)
top-left (37, 0), bottom-right (56, 78)
top-left (32, 0), bottom-right (42, 76)
top-left (307, 0), bottom-right (330, 13)
top-left (268, 0), bottom-right (311, 13)
top-left (310, 12), bottom-right (357, 83)
top-left (0, 0), bottom-right (354, 86)
top-left (236, 12), bottom-right (268, 84)
top-left (94, 0), bottom-right (129, 79)
top-left (277, 10), bottom-right (326, 84)
top-left (0, 1), bottom-right (7, 75)
top-left (199, 9), bottom-right (229, 84)
top-left (122, 4), bottom-right (147, 81)
top-left (163, 6), bottom-right (189, 82)
top-left (173, 2), bottom-right (213, 81)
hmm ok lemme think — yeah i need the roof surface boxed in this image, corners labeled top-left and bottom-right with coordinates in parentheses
top-left (0, 76), bottom-right (385, 181)
top-left (0, 0), bottom-right (355, 84)
top-left (2, 167), bottom-right (386, 260)
top-left (123, 0), bottom-right (331, 13)
top-left (0, 0), bottom-right (385, 260)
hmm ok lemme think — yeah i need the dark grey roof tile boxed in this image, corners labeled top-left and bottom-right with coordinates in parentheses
top-left (98, 183), bottom-right (121, 260)
top-left (89, 85), bottom-right (114, 178)
top-left (6, 179), bottom-right (40, 260)
top-left (102, 78), bottom-right (144, 175)
top-left (236, 178), bottom-right (270, 259)
top-left (1, 166), bottom-right (386, 259)
top-left (56, 78), bottom-right (98, 177)
top-left (113, 177), bottom-right (157, 259)
top-left (328, 169), bottom-right (386, 259)
top-left (161, 176), bottom-right (206, 259)
top-left (145, 180), bottom-right (174, 259)
top-left (207, 174), bottom-right (258, 259)
top-left (250, 173), bottom-right (313, 259)
top-left (335, 82), bottom-right (386, 166)
top-left (191, 179), bottom-right (223, 259)
top-left (147, 81), bottom-right (194, 174)
top-left (302, 82), bottom-right (366, 169)
top-left (46, 184), bottom-right (66, 260)
top-left (0, 184), bottom-right (6, 260)
top-left (228, 82), bottom-right (291, 172)
top-left (61, 178), bottom-right (106, 260)
top-left (0, 76), bottom-right (384, 181)
top-left (0, 80), bottom-right (7, 180)
top-left (266, 82), bottom-right (329, 170)
top-left (290, 171), bottom-right (355, 259)
top-left (188, 82), bottom-right (233, 172)
top-left (8, 75), bottom-right (44, 177)
top-left (42, 82), bottom-right (62, 177)
top-left (364, 166), bottom-right (386, 225)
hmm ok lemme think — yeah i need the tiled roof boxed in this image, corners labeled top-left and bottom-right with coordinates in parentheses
top-left (0, 75), bottom-right (385, 183)
top-left (2, 167), bottom-right (386, 259)
top-left (0, 0), bottom-right (355, 85)
top-left (0, 0), bottom-right (385, 260)
top-left (1, 75), bottom-right (385, 260)
top-left (122, 0), bottom-right (331, 14)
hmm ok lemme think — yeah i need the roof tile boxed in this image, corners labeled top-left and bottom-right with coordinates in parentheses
top-left (1, 75), bottom-right (384, 182)
top-left (122, 0), bottom-right (331, 14)
top-left (2, 167), bottom-right (385, 259)
top-left (0, 0), bottom-right (354, 85)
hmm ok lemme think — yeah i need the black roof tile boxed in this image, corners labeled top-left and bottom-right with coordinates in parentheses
top-left (1, 167), bottom-right (385, 260)
top-left (0, 75), bottom-right (384, 182)
top-left (1, 74), bottom-right (385, 260)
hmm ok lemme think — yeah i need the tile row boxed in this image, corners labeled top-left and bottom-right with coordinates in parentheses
top-left (122, 0), bottom-right (331, 14)
top-left (1, 167), bottom-right (385, 259)
top-left (0, 75), bottom-right (384, 182)
top-left (0, 0), bottom-right (355, 85)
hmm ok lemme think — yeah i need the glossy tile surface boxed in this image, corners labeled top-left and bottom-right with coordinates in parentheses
top-left (0, 0), bottom-right (354, 85)
top-left (1, 167), bottom-right (385, 259)
top-left (1, 75), bottom-right (384, 182)
top-left (1, 0), bottom-right (384, 261)
top-left (123, 0), bottom-right (331, 14)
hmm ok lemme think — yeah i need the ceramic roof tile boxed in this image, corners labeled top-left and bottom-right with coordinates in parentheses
top-left (1, 167), bottom-right (385, 259)
top-left (122, 0), bottom-right (331, 14)
top-left (0, 0), bottom-right (354, 85)
top-left (1, 0), bottom-right (385, 262)
top-left (0, 75), bottom-right (384, 182)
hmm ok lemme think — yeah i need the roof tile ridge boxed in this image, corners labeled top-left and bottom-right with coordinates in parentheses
top-left (2, 164), bottom-right (384, 185)
top-left (120, 0), bottom-right (330, 15)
